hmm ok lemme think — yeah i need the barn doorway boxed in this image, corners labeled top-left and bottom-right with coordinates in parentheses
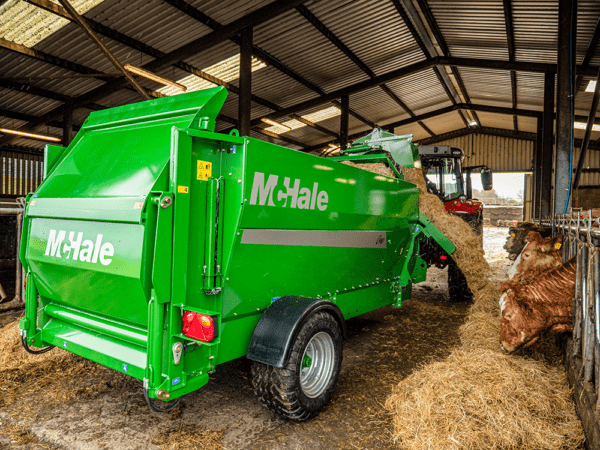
top-left (468, 172), bottom-right (531, 226)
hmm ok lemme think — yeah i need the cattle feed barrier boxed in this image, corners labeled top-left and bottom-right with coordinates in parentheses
top-left (553, 211), bottom-right (600, 449)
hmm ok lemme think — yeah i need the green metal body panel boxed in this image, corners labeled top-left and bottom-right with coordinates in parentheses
top-left (19, 87), bottom-right (454, 402)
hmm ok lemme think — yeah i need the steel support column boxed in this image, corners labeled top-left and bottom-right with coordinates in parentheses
top-left (553, 0), bottom-right (576, 216)
top-left (238, 26), bottom-right (253, 137)
top-left (340, 95), bottom-right (349, 150)
top-left (62, 102), bottom-right (73, 147)
top-left (534, 117), bottom-right (543, 219)
top-left (541, 72), bottom-right (555, 219)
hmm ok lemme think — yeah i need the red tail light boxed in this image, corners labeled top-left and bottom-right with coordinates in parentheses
top-left (182, 311), bottom-right (218, 342)
top-left (24, 274), bottom-right (27, 290)
top-left (440, 255), bottom-right (447, 260)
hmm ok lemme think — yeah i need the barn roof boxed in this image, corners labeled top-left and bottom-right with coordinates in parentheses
top-left (0, 0), bottom-right (599, 154)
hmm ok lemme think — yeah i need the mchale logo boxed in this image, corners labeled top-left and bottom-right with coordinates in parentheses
top-left (249, 172), bottom-right (329, 211)
top-left (45, 230), bottom-right (114, 266)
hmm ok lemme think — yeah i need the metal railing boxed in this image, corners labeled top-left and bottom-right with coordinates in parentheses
top-left (555, 211), bottom-right (600, 412)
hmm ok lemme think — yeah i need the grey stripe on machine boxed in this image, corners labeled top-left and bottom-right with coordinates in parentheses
top-left (241, 229), bottom-right (387, 248)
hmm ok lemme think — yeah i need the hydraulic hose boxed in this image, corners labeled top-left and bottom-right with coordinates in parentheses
top-left (20, 335), bottom-right (55, 354)
top-left (143, 388), bottom-right (183, 413)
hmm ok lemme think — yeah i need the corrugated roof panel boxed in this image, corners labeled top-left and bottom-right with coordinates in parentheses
top-left (0, 87), bottom-right (62, 118)
top-left (575, 1), bottom-right (600, 64)
top-left (253, 8), bottom-right (370, 94)
top-left (3, 0), bottom-right (600, 156)
top-left (188, 0), bottom-right (275, 27)
top-left (372, 49), bottom-right (426, 77)
top-left (456, 67), bottom-right (512, 105)
top-left (394, 121), bottom-right (431, 142)
top-left (476, 111), bottom-right (515, 130)
top-left (515, 71), bottom-right (546, 109)
top-left (0, 48), bottom-right (105, 97)
top-left (179, 40), bottom-right (240, 73)
top-left (158, 54), bottom-right (266, 96)
top-left (513, 0), bottom-right (557, 63)
top-left (305, 0), bottom-right (424, 76)
top-left (249, 128), bottom-right (304, 151)
top-left (429, 0), bottom-right (509, 61)
top-left (248, 65), bottom-right (322, 109)
top-left (217, 92), bottom-right (274, 123)
top-left (346, 86), bottom-right (410, 126)
top-left (88, 0), bottom-right (212, 55)
top-left (274, 122), bottom-right (336, 145)
top-left (32, 22), bottom-right (159, 79)
top-left (421, 111), bottom-right (466, 136)
top-left (385, 68), bottom-right (454, 115)
top-left (0, 0), bottom-right (105, 47)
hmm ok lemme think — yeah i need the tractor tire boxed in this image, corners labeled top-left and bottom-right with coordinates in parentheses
top-left (251, 311), bottom-right (343, 422)
top-left (448, 260), bottom-right (473, 302)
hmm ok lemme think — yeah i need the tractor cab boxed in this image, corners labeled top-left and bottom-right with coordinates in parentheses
top-left (419, 146), bottom-right (466, 203)
top-left (418, 145), bottom-right (493, 209)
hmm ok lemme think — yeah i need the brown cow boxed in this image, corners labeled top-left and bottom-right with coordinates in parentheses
top-left (506, 231), bottom-right (564, 283)
top-left (499, 258), bottom-right (575, 353)
top-left (504, 223), bottom-right (552, 260)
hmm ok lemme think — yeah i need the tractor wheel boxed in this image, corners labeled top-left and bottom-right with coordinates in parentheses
top-left (448, 260), bottom-right (473, 302)
top-left (251, 311), bottom-right (343, 422)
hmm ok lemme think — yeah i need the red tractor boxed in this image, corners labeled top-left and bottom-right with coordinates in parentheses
top-left (418, 145), bottom-right (493, 301)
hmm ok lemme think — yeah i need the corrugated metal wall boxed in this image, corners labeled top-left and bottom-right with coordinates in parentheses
top-left (428, 133), bottom-right (600, 187)
top-left (573, 147), bottom-right (600, 187)
top-left (1, 151), bottom-right (44, 198)
top-left (427, 133), bottom-right (535, 172)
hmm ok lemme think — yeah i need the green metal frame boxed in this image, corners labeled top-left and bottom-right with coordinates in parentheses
top-left (329, 154), bottom-right (403, 179)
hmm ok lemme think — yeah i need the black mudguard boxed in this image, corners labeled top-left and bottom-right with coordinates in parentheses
top-left (246, 296), bottom-right (347, 368)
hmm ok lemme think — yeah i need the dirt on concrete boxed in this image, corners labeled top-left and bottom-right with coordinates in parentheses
top-left (0, 227), bottom-right (524, 450)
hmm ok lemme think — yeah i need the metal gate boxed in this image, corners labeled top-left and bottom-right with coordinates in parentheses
top-left (555, 212), bottom-right (600, 446)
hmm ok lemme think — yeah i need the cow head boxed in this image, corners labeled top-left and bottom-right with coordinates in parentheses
top-left (498, 284), bottom-right (541, 352)
top-left (506, 232), bottom-right (563, 282)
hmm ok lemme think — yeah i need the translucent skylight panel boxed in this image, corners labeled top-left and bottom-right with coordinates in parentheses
top-left (263, 107), bottom-right (342, 134)
top-left (574, 122), bottom-right (600, 132)
top-left (0, 0), bottom-right (105, 48)
top-left (301, 106), bottom-right (341, 123)
top-left (586, 80), bottom-right (597, 93)
top-left (157, 54), bottom-right (266, 96)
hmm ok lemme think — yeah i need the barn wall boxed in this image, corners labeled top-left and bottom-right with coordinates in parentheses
top-left (425, 133), bottom-right (535, 172)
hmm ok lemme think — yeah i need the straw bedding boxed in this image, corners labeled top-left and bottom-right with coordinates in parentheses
top-left (151, 427), bottom-right (223, 450)
top-left (343, 161), bottom-right (583, 449)
top-left (0, 319), bottom-right (225, 448)
top-left (0, 319), bottom-right (109, 411)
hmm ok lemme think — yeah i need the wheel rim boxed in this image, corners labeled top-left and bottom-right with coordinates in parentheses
top-left (300, 331), bottom-right (335, 398)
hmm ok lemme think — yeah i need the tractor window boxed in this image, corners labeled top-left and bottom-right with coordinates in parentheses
top-left (424, 157), bottom-right (464, 202)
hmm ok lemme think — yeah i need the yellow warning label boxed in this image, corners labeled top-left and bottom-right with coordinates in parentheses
top-left (29, 200), bottom-right (36, 206)
top-left (197, 160), bottom-right (212, 181)
top-left (178, 186), bottom-right (189, 193)
top-left (133, 202), bottom-right (144, 209)
top-left (554, 243), bottom-right (562, 249)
